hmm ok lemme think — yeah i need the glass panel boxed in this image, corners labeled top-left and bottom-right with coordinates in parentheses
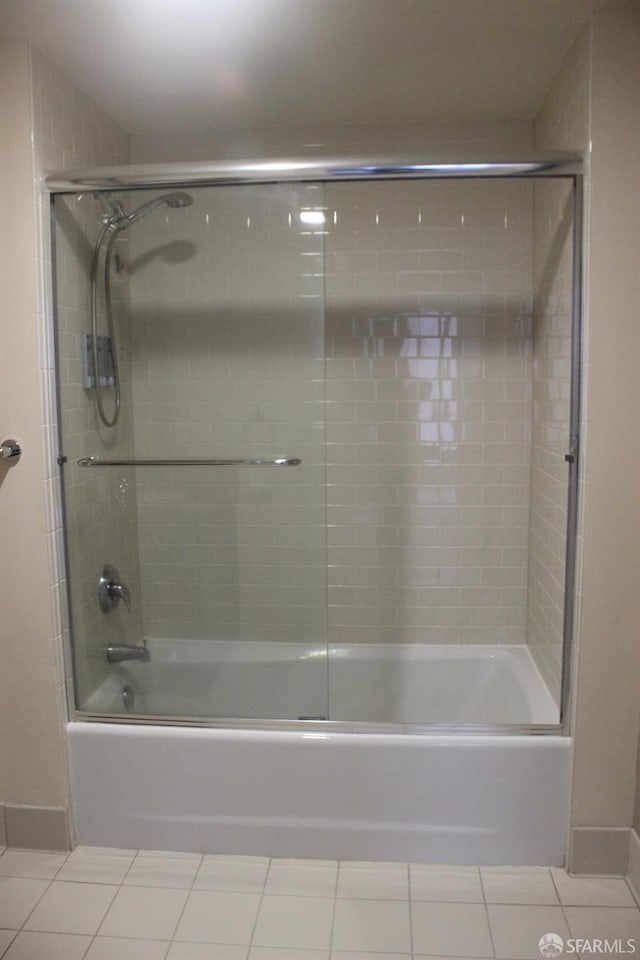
top-left (323, 178), bottom-right (573, 725)
top-left (54, 184), bottom-right (328, 719)
top-left (54, 173), bottom-right (576, 728)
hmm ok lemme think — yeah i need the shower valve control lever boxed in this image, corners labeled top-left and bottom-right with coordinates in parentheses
top-left (99, 565), bottom-right (131, 614)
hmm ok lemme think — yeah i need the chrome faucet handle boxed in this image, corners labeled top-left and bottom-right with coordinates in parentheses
top-left (99, 564), bottom-right (131, 613)
top-left (109, 581), bottom-right (131, 613)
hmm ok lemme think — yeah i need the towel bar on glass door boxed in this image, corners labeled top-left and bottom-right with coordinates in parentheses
top-left (76, 456), bottom-right (302, 468)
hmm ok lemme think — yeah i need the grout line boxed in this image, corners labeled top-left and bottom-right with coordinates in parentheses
top-left (13, 875), bottom-right (55, 932)
top-left (247, 856), bottom-right (271, 952)
top-left (0, 932), bottom-right (18, 960)
top-left (478, 868), bottom-right (498, 959)
top-left (406, 861), bottom-right (414, 960)
top-left (161, 857), bottom-right (199, 948)
top-left (119, 847), bottom-right (139, 886)
top-left (80, 926), bottom-right (94, 960)
top-left (52, 848), bottom-right (71, 879)
top-left (327, 861), bottom-right (339, 958)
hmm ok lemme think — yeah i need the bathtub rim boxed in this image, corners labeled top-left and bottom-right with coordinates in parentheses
top-left (70, 710), bottom-right (565, 736)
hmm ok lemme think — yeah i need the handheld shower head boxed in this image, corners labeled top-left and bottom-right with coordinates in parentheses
top-left (164, 192), bottom-right (193, 209)
top-left (110, 191), bottom-right (194, 229)
top-left (90, 188), bottom-right (194, 428)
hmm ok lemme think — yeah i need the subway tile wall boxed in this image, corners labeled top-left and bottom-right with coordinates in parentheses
top-left (530, 29), bottom-right (591, 705)
top-left (324, 179), bottom-right (534, 644)
top-left (526, 178), bottom-right (575, 704)
top-left (127, 184), bottom-right (328, 645)
top-left (125, 177), bottom-right (536, 648)
top-left (31, 49), bottom-right (136, 708)
top-left (52, 193), bottom-right (144, 706)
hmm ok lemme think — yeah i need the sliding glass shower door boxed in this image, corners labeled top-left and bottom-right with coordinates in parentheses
top-left (54, 182), bottom-right (328, 719)
top-left (53, 162), bottom-right (580, 728)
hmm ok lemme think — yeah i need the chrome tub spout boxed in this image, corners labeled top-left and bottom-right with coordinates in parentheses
top-left (106, 640), bottom-right (150, 664)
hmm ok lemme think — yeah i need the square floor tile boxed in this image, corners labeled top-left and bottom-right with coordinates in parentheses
top-left (194, 856), bottom-right (269, 894)
top-left (99, 885), bottom-right (189, 940)
top-left (564, 905), bottom-right (640, 941)
top-left (24, 880), bottom-right (116, 935)
top-left (174, 889), bottom-right (261, 944)
top-left (85, 936), bottom-right (170, 959)
top-left (411, 864), bottom-right (483, 902)
top-left (1, 931), bottom-right (91, 960)
top-left (253, 895), bottom-right (334, 950)
top-left (412, 901), bottom-right (493, 957)
top-left (0, 850), bottom-right (67, 880)
top-left (337, 862), bottom-right (408, 900)
top-left (0, 877), bottom-right (49, 928)
top-left (265, 860), bottom-right (337, 897)
top-left (481, 867), bottom-right (559, 905)
top-left (167, 945), bottom-right (248, 960)
top-left (56, 846), bottom-right (135, 884)
top-left (332, 899), bottom-right (411, 954)
top-left (551, 869), bottom-right (637, 907)
top-left (124, 850), bottom-right (202, 889)
top-left (488, 904), bottom-right (571, 960)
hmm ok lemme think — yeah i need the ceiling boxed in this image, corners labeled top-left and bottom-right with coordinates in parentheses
top-left (1, 0), bottom-right (600, 134)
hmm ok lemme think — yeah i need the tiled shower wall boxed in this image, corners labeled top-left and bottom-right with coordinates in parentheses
top-left (126, 177), bottom-right (534, 648)
top-left (52, 194), bottom-right (144, 705)
top-left (528, 31), bottom-right (591, 705)
top-left (31, 49), bottom-right (140, 708)
top-left (324, 179), bottom-right (533, 644)
top-left (526, 178), bottom-right (574, 704)
top-left (128, 185), bottom-right (327, 645)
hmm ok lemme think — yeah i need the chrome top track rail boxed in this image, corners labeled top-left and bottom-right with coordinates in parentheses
top-left (45, 153), bottom-right (583, 192)
top-left (77, 456), bottom-right (302, 468)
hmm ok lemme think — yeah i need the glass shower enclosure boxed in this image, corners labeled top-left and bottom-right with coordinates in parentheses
top-left (50, 156), bottom-right (582, 729)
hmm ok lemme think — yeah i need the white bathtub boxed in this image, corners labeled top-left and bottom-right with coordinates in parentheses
top-left (69, 641), bottom-right (570, 864)
top-left (82, 640), bottom-right (559, 725)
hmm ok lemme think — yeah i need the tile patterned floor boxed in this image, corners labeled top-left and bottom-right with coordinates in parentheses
top-left (0, 846), bottom-right (639, 959)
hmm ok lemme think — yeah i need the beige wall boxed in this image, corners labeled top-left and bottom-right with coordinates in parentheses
top-left (537, 7), bottom-right (640, 871)
top-left (0, 40), bottom-right (67, 808)
top-left (130, 120), bottom-right (532, 164)
top-left (0, 40), bottom-right (130, 825)
top-left (570, 5), bottom-right (640, 856)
